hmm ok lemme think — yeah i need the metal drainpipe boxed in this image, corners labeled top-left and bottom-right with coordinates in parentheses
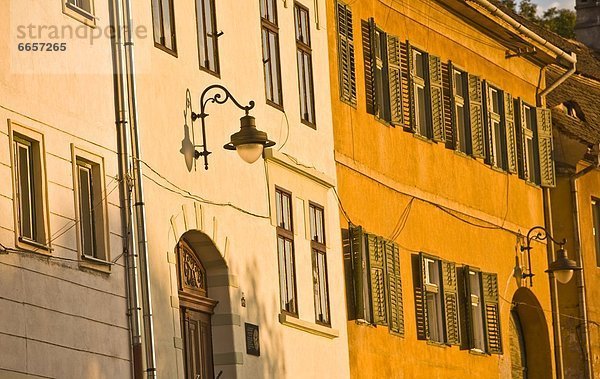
top-left (569, 152), bottom-right (599, 379)
top-left (110, 0), bottom-right (143, 376)
top-left (120, 0), bottom-right (158, 376)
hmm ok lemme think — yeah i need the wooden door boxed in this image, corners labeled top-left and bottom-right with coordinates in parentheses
top-left (182, 308), bottom-right (214, 379)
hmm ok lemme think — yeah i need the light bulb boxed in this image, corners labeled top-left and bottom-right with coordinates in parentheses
top-left (236, 143), bottom-right (264, 164)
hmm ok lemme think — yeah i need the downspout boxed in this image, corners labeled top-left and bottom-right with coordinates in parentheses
top-left (110, 0), bottom-right (143, 376)
top-left (121, 0), bottom-right (158, 376)
top-left (569, 149), bottom-right (599, 379)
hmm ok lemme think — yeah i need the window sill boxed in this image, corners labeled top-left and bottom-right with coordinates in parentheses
top-left (199, 65), bottom-right (220, 79)
top-left (425, 339), bottom-right (449, 348)
top-left (412, 133), bottom-right (433, 144)
top-left (301, 118), bottom-right (317, 130)
top-left (490, 165), bottom-right (508, 175)
top-left (63, 2), bottom-right (96, 27)
top-left (278, 313), bottom-right (339, 339)
top-left (525, 180), bottom-right (541, 189)
top-left (16, 237), bottom-right (52, 255)
top-left (469, 348), bottom-right (488, 356)
top-left (79, 254), bottom-right (112, 274)
top-left (266, 100), bottom-right (284, 112)
top-left (154, 42), bottom-right (178, 58)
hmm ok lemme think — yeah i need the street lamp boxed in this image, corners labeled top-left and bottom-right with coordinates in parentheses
top-left (520, 226), bottom-right (581, 286)
top-left (181, 85), bottom-right (275, 171)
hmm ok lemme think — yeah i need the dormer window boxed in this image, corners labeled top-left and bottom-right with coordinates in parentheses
top-left (563, 101), bottom-right (585, 121)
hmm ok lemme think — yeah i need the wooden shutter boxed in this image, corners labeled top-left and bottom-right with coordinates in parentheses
top-left (483, 81), bottom-right (495, 165)
top-left (504, 92), bottom-right (517, 173)
top-left (415, 252), bottom-right (430, 340)
top-left (367, 234), bottom-right (387, 326)
top-left (428, 54), bottom-right (445, 142)
top-left (468, 74), bottom-right (484, 158)
top-left (407, 42), bottom-right (417, 133)
top-left (387, 35), bottom-right (403, 125)
top-left (336, 2), bottom-right (356, 105)
top-left (536, 108), bottom-right (556, 187)
top-left (482, 272), bottom-right (502, 354)
top-left (400, 41), bottom-right (411, 130)
top-left (446, 61), bottom-right (456, 148)
top-left (515, 99), bottom-right (526, 179)
top-left (343, 225), bottom-right (369, 321)
top-left (385, 241), bottom-right (404, 335)
top-left (442, 260), bottom-right (460, 345)
top-left (362, 19), bottom-right (376, 115)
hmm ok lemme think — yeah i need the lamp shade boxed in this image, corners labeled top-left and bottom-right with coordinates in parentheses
top-left (545, 247), bottom-right (582, 284)
top-left (223, 115), bottom-right (275, 163)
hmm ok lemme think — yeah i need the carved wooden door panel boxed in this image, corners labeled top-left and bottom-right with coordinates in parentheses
top-left (182, 308), bottom-right (214, 379)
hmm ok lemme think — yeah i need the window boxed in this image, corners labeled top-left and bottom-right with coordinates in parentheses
top-left (593, 199), bottom-right (600, 267)
top-left (343, 226), bottom-right (404, 335)
top-left (276, 188), bottom-right (298, 315)
top-left (295, 4), bottom-right (316, 126)
top-left (461, 268), bottom-right (502, 354)
top-left (66, 0), bottom-right (93, 15)
top-left (261, 0), bottom-right (283, 108)
top-left (486, 85), bottom-right (507, 169)
top-left (152, 0), bottom-right (177, 53)
top-left (452, 68), bottom-right (471, 153)
top-left (74, 154), bottom-right (108, 262)
top-left (12, 132), bottom-right (48, 248)
top-left (336, 1), bottom-right (356, 105)
top-left (522, 104), bottom-right (539, 183)
top-left (412, 49), bottom-right (428, 137)
top-left (362, 19), bottom-right (402, 125)
top-left (196, 0), bottom-right (219, 75)
top-left (309, 203), bottom-right (330, 325)
top-left (415, 254), bottom-right (460, 345)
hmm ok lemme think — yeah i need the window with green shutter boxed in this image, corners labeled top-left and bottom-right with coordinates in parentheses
top-left (336, 1), bottom-right (356, 105)
top-left (415, 253), bottom-right (460, 345)
top-left (342, 225), bottom-right (404, 336)
top-left (461, 267), bottom-right (503, 354)
top-left (362, 19), bottom-right (403, 125)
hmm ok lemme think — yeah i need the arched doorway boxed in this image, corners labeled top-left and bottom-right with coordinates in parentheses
top-left (176, 239), bottom-right (217, 379)
top-left (510, 288), bottom-right (553, 379)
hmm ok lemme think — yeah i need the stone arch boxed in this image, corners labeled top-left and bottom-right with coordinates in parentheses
top-left (510, 287), bottom-right (553, 379)
top-left (174, 229), bottom-right (241, 379)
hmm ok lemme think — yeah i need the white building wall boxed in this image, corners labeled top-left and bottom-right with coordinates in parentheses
top-left (0, 0), bottom-right (131, 377)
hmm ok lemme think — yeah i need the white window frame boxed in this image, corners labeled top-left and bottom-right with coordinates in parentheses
top-left (468, 269), bottom-right (486, 353)
top-left (63, 0), bottom-right (96, 26)
top-left (522, 103), bottom-right (537, 183)
top-left (488, 86), bottom-right (503, 168)
top-left (424, 257), bottom-right (444, 343)
top-left (9, 121), bottom-right (51, 253)
top-left (72, 145), bottom-right (111, 269)
top-left (412, 49), bottom-right (427, 137)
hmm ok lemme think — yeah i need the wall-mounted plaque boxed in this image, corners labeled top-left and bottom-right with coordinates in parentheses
top-left (245, 323), bottom-right (260, 356)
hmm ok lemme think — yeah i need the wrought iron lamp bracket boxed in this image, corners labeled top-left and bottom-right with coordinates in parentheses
top-left (519, 226), bottom-right (567, 286)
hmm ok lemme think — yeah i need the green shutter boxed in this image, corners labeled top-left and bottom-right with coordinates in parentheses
top-left (428, 54), bottom-right (445, 142)
top-left (415, 252), bottom-right (430, 340)
top-left (343, 225), bottom-right (369, 321)
top-left (407, 42), bottom-right (417, 133)
top-left (367, 234), bottom-right (387, 326)
top-left (362, 19), bottom-right (376, 115)
top-left (536, 108), bottom-right (556, 187)
top-left (387, 35), bottom-right (403, 126)
top-left (482, 272), bottom-right (502, 355)
top-left (336, 2), bottom-right (356, 105)
top-left (504, 92), bottom-right (517, 173)
top-left (483, 81), bottom-right (495, 165)
top-left (385, 241), bottom-right (404, 336)
top-left (442, 260), bottom-right (460, 345)
top-left (468, 74), bottom-right (484, 158)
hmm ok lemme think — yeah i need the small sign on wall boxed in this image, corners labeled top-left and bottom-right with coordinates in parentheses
top-left (245, 323), bottom-right (260, 356)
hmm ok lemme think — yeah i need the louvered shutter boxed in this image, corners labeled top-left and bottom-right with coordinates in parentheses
top-left (482, 272), bottom-right (502, 354)
top-left (428, 54), bottom-right (445, 142)
top-left (504, 92), bottom-right (517, 173)
top-left (483, 81), bottom-right (495, 165)
top-left (385, 241), bottom-right (404, 335)
top-left (536, 108), bottom-right (556, 187)
top-left (407, 42), bottom-right (417, 133)
top-left (387, 35), bottom-right (403, 125)
top-left (362, 19), bottom-right (376, 115)
top-left (468, 74), bottom-right (485, 158)
top-left (343, 225), bottom-right (369, 321)
top-left (415, 252), bottom-right (430, 340)
top-left (442, 260), bottom-right (460, 345)
top-left (336, 2), bottom-right (356, 105)
top-left (447, 61), bottom-right (457, 148)
top-left (515, 99), bottom-right (527, 179)
top-left (367, 234), bottom-right (387, 325)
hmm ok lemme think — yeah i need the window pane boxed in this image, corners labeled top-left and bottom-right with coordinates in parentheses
top-left (16, 143), bottom-right (35, 240)
top-left (415, 51), bottom-right (424, 78)
top-left (203, 0), bottom-right (217, 71)
top-left (417, 86), bottom-right (427, 136)
top-left (493, 120), bottom-right (504, 168)
top-left (469, 271), bottom-right (486, 351)
top-left (197, 0), bottom-right (207, 66)
top-left (269, 32), bottom-right (282, 105)
top-left (527, 137), bottom-right (536, 182)
top-left (161, 0), bottom-right (173, 50)
top-left (454, 70), bottom-right (464, 97)
top-left (152, 0), bottom-right (162, 42)
top-left (303, 54), bottom-right (314, 123)
top-left (457, 104), bottom-right (467, 152)
top-left (278, 237), bottom-right (287, 309)
top-left (262, 29), bottom-right (273, 100)
top-left (78, 165), bottom-right (96, 257)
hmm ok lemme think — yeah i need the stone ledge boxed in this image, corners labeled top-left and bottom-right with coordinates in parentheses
top-left (278, 313), bottom-right (339, 339)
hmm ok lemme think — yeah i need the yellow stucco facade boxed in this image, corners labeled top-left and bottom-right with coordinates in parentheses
top-left (326, 0), bottom-right (564, 377)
